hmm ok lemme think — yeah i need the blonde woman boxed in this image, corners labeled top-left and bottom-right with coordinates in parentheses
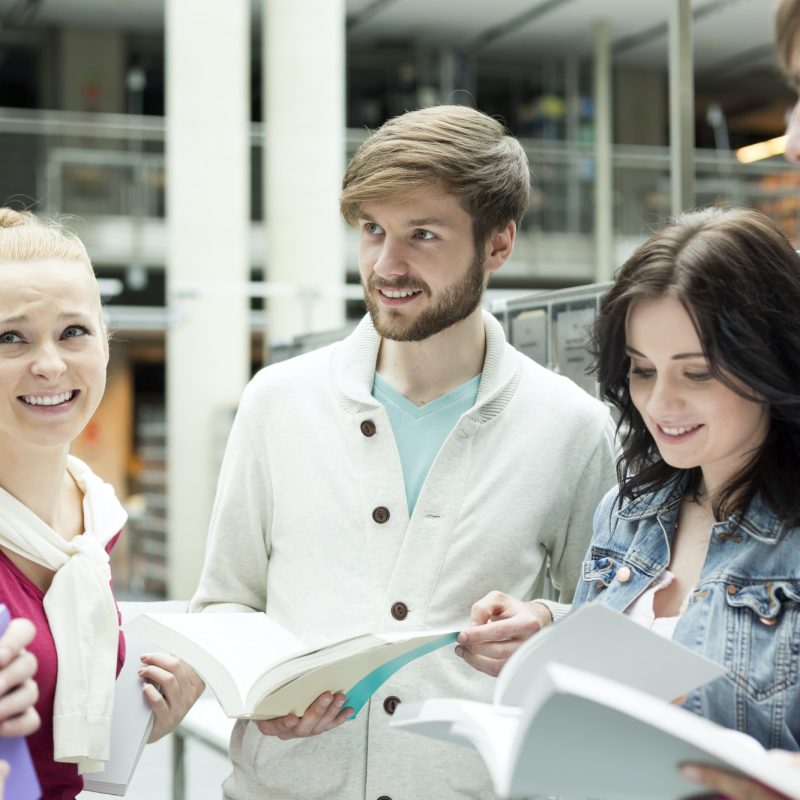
top-left (0, 209), bottom-right (203, 798)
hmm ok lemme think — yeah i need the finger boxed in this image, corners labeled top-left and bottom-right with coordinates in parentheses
top-left (0, 758), bottom-right (8, 788)
top-left (459, 616), bottom-right (541, 646)
top-left (0, 705), bottom-right (40, 738)
top-left (456, 647), bottom-right (506, 678)
top-left (293, 693), bottom-right (335, 737)
top-left (0, 650), bottom-right (37, 696)
top-left (255, 715), bottom-right (297, 736)
top-left (142, 681), bottom-right (169, 714)
top-left (456, 639), bottom-right (520, 661)
top-left (468, 592), bottom-right (512, 626)
top-left (0, 678), bottom-right (39, 721)
top-left (680, 765), bottom-right (777, 800)
top-left (0, 619), bottom-right (36, 667)
top-left (309, 693), bottom-right (348, 734)
top-left (139, 665), bottom-right (180, 699)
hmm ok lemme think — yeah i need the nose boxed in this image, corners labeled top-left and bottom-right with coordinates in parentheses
top-left (784, 99), bottom-right (800, 164)
top-left (31, 342), bottom-right (67, 381)
top-left (371, 236), bottom-right (409, 281)
top-left (644, 375), bottom-right (683, 419)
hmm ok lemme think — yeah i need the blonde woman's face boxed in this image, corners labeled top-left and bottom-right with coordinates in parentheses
top-left (0, 259), bottom-right (108, 453)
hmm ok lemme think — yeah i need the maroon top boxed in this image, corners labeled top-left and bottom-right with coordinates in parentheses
top-left (0, 534), bottom-right (125, 800)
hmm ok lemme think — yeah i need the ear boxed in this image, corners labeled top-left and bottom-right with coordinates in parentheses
top-left (483, 221), bottom-right (517, 275)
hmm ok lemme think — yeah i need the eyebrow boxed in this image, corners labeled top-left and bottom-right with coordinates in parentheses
top-left (0, 311), bottom-right (90, 324)
top-left (358, 212), bottom-right (454, 229)
top-left (625, 346), bottom-right (706, 360)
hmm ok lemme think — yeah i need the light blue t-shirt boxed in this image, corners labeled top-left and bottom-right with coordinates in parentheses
top-left (372, 372), bottom-right (481, 515)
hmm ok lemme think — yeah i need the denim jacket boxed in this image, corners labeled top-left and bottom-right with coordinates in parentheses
top-left (572, 478), bottom-right (800, 750)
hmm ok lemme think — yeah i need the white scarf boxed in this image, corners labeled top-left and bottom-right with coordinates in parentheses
top-left (0, 456), bottom-right (127, 774)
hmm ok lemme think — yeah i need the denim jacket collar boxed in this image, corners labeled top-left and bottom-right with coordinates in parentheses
top-left (614, 472), bottom-right (788, 545)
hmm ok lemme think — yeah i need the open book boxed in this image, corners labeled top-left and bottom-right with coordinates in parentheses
top-left (391, 603), bottom-right (755, 800)
top-left (83, 600), bottom-right (186, 797)
top-left (394, 662), bottom-right (800, 800)
top-left (122, 612), bottom-right (457, 719)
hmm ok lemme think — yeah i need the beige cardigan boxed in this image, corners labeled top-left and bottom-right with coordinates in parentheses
top-left (191, 311), bottom-right (617, 800)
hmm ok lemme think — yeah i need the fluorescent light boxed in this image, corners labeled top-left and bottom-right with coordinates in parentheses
top-left (736, 135), bottom-right (788, 164)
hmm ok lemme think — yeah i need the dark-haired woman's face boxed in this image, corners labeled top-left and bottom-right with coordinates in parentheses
top-left (625, 296), bottom-right (768, 496)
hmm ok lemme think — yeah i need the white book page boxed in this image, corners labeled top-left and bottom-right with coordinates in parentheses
top-left (124, 613), bottom-right (307, 714)
top-left (510, 664), bottom-right (799, 800)
top-left (393, 698), bottom-right (520, 796)
top-left (495, 603), bottom-right (725, 707)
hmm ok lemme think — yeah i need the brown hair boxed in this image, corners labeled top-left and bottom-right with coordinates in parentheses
top-left (775, 0), bottom-right (800, 76)
top-left (0, 208), bottom-right (93, 269)
top-left (340, 105), bottom-right (530, 249)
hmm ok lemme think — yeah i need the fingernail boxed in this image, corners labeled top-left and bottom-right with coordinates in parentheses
top-left (321, 696), bottom-right (332, 708)
top-left (680, 766), bottom-right (701, 782)
top-left (334, 696), bottom-right (345, 708)
top-left (456, 633), bottom-right (467, 644)
top-left (455, 646), bottom-right (464, 657)
top-left (283, 718), bottom-right (297, 729)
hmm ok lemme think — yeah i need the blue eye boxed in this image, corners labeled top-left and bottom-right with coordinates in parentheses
top-left (0, 330), bottom-right (22, 344)
top-left (362, 222), bottom-right (384, 236)
top-left (413, 229), bottom-right (435, 240)
top-left (62, 325), bottom-right (90, 339)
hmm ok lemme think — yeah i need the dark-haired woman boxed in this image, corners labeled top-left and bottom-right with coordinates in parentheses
top-left (569, 206), bottom-right (800, 752)
top-left (460, 207), bottom-right (800, 766)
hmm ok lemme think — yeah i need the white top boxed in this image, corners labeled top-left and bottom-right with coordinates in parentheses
top-left (190, 311), bottom-right (618, 800)
top-left (625, 570), bottom-right (692, 639)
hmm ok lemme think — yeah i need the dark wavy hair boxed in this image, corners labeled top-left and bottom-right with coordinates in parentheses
top-left (591, 207), bottom-right (800, 524)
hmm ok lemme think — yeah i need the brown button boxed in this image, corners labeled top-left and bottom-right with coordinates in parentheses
top-left (360, 420), bottom-right (376, 437)
top-left (616, 566), bottom-right (632, 583)
top-left (391, 601), bottom-right (409, 620)
top-left (726, 584), bottom-right (738, 595)
top-left (595, 581), bottom-right (606, 590)
top-left (383, 696), bottom-right (401, 715)
top-left (372, 506), bottom-right (390, 524)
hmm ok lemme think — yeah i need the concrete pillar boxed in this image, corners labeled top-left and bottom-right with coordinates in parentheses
top-left (669, 0), bottom-right (695, 214)
top-left (593, 21), bottom-right (614, 283)
top-left (264, 0), bottom-right (346, 342)
top-left (165, 0), bottom-right (250, 599)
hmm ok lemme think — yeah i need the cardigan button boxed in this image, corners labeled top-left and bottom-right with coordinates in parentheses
top-left (360, 420), bottom-right (377, 437)
top-left (726, 584), bottom-right (738, 595)
top-left (391, 602), bottom-right (409, 620)
top-left (616, 566), bottom-right (632, 583)
top-left (372, 506), bottom-right (390, 524)
top-left (383, 696), bottom-right (401, 715)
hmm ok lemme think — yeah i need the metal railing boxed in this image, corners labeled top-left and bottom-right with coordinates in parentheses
top-left (0, 106), bottom-right (797, 249)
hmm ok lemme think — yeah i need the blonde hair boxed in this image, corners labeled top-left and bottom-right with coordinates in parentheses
top-left (775, 0), bottom-right (800, 76)
top-left (0, 208), bottom-right (93, 270)
top-left (340, 105), bottom-right (530, 248)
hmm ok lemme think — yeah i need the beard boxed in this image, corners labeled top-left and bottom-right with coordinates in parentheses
top-left (363, 248), bottom-right (486, 342)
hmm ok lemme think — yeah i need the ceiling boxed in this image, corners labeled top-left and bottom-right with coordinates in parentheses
top-left (3, 0), bottom-right (780, 75)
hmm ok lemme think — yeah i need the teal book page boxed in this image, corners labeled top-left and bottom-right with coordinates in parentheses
top-left (345, 632), bottom-right (458, 718)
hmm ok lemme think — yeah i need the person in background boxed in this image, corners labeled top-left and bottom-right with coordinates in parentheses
top-left (0, 209), bottom-right (204, 799)
top-left (191, 104), bottom-right (617, 799)
top-left (776, 0), bottom-right (800, 163)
